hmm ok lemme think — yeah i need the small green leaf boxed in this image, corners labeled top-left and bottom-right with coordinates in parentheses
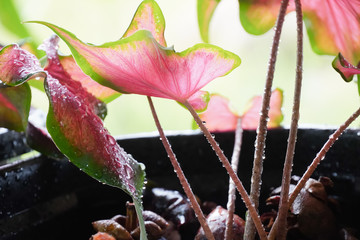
top-left (0, 0), bottom-right (40, 56)
top-left (197, 0), bottom-right (221, 42)
top-left (0, 83), bottom-right (31, 132)
top-left (0, 0), bottom-right (30, 39)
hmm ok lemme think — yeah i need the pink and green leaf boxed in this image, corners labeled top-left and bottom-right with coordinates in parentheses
top-left (242, 88), bottom-right (283, 129)
top-left (332, 53), bottom-right (360, 82)
top-left (302, 0), bottom-right (360, 64)
top-left (122, 0), bottom-right (166, 47)
top-left (31, 22), bottom-right (241, 103)
top-left (198, 89), bottom-right (283, 132)
top-left (0, 83), bottom-right (31, 132)
top-left (44, 73), bottom-right (145, 200)
top-left (58, 55), bottom-right (120, 103)
top-left (239, 0), bottom-right (284, 35)
top-left (39, 35), bottom-right (107, 119)
top-left (26, 121), bottom-right (64, 160)
top-left (198, 94), bottom-right (239, 132)
top-left (197, 0), bottom-right (221, 43)
top-left (238, 0), bottom-right (360, 64)
top-left (0, 44), bottom-right (46, 87)
top-left (186, 90), bottom-right (210, 112)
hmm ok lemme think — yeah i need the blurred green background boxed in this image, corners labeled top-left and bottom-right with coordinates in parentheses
top-left (1, 0), bottom-right (359, 136)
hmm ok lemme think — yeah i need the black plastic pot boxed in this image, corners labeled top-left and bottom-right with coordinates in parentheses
top-left (0, 128), bottom-right (360, 239)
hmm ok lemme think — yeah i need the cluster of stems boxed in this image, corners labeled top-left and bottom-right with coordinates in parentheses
top-left (147, 0), bottom-right (360, 239)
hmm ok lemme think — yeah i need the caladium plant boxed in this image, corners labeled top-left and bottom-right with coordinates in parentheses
top-left (1, 0), bottom-right (360, 239)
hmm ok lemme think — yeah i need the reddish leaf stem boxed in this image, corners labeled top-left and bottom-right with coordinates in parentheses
top-left (268, 106), bottom-right (360, 240)
top-left (244, 0), bottom-right (289, 239)
top-left (275, 0), bottom-right (303, 239)
top-left (225, 118), bottom-right (243, 240)
top-left (289, 107), bottom-right (360, 205)
top-left (184, 100), bottom-right (268, 240)
top-left (146, 96), bottom-right (215, 240)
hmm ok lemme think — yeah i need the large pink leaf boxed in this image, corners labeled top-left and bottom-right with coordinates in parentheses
top-left (0, 44), bottom-right (46, 87)
top-left (303, 0), bottom-right (360, 64)
top-left (30, 23), bottom-right (240, 104)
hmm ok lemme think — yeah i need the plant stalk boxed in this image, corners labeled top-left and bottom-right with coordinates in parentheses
top-left (275, 0), bottom-right (303, 239)
top-left (244, 0), bottom-right (289, 239)
top-left (225, 118), bottom-right (243, 240)
top-left (147, 96), bottom-right (215, 240)
top-left (184, 100), bottom-right (268, 240)
top-left (268, 106), bottom-right (360, 240)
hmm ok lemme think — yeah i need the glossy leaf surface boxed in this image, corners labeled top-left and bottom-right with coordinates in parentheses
top-left (0, 83), bottom-right (31, 132)
top-left (197, 0), bottom-right (221, 42)
top-left (44, 68), bottom-right (145, 200)
top-left (39, 35), bottom-right (108, 119)
top-left (0, 44), bottom-right (46, 87)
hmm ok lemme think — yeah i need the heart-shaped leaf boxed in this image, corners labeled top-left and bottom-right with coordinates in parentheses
top-left (242, 88), bottom-right (283, 129)
top-left (0, 83), bottom-right (31, 132)
top-left (30, 22), bottom-right (240, 105)
top-left (198, 94), bottom-right (239, 132)
top-left (199, 89), bottom-right (283, 131)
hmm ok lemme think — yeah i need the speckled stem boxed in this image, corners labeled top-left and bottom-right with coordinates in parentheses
top-left (184, 100), bottom-right (268, 240)
top-left (244, 0), bottom-right (289, 239)
top-left (268, 106), bottom-right (360, 240)
top-left (225, 118), bottom-right (243, 240)
top-left (147, 96), bottom-right (215, 240)
top-left (275, 0), bottom-right (303, 239)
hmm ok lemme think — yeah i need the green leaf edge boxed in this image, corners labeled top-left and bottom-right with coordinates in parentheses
top-left (28, 21), bottom-right (241, 95)
top-left (197, 0), bottom-right (221, 43)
